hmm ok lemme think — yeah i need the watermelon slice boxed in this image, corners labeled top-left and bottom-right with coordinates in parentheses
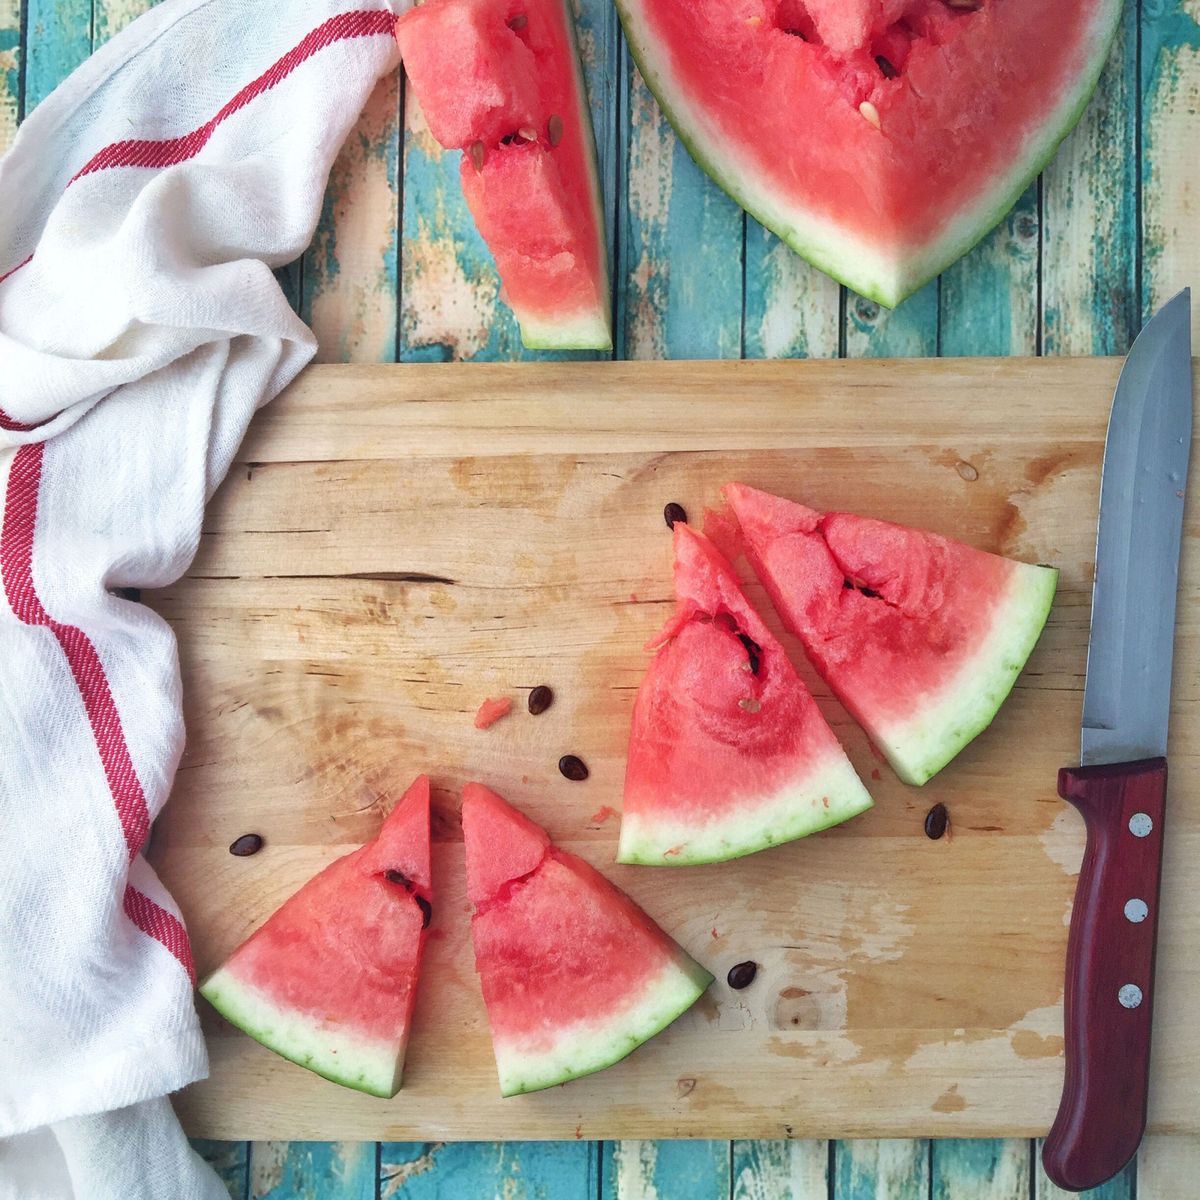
top-left (199, 776), bottom-right (432, 1097)
top-left (725, 483), bottom-right (1058, 786)
top-left (462, 783), bottom-right (712, 1095)
top-left (614, 0), bottom-right (1122, 307)
top-left (618, 523), bottom-right (873, 866)
top-left (395, 0), bottom-right (612, 349)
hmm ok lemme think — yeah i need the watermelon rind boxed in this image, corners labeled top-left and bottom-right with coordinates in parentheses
top-left (200, 967), bottom-right (405, 1099)
top-left (519, 307), bottom-right (613, 351)
top-left (617, 751), bottom-right (873, 866)
top-left (879, 562), bottom-right (1059, 786)
top-left (492, 952), bottom-right (713, 1096)
top-left (613, 0), bottom-right (1123, 308)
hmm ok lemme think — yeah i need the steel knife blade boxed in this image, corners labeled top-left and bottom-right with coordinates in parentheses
top-left (1042, 290), bottom-right (1192, 1193)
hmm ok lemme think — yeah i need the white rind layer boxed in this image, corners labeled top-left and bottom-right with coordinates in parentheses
top-left (492, 953), bottom-right (712, 1096)
top-left (875, 563), bottom-right (1059, 785)
top-left (200, 967), bottom-right (404, 1098)
top-left (614, 0), bottom-right (1123, 307)
top-left (617, 751), bottom-right (874, 866)
top-left (518, 306), bottom-right (613, 350)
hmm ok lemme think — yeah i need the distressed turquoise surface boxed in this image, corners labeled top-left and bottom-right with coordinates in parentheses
top-left (13, 0), bottom-right (1194, 1196)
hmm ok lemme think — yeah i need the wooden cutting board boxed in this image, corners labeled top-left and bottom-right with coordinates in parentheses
top-left (153, 357), bottom-right (1200, 1142)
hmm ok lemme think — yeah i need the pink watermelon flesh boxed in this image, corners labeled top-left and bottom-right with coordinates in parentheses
top-left (461, 783), bottom-right (712, 1095)
top-left (618, 523), bottom-right (873, 866)
top-left (199, 776), bottom-right (432, 1098)
top-left (395, 0), bottom-right (611, 349)
top-left (725, 483), bottom-right (1058, 785)
top-left (614, 0), bottom-right (1122, 307)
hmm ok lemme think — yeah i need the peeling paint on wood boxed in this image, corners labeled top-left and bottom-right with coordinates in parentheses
top-left (381, 1141), bottom-right (598, 1199)
top-left (603, 1140), bottom-right (730, 1200)
top-left (844, 283), bottom-right (938, 359)
top-left (23, 0), bottom-right (89, 112)
top-left (93, 0), bottom-right (154, 47)
top-left (932, 1139), bottom-right (1029, 1199)
top-left (733, 1139), bottom-right (829, 1200)
top-left (249, 1141), bottom-right (375, 1200)
top-left (0, 0), bottom-right (18, 152)
top-left (193, 1138), bottom-right (250, 1200)
top-left (836, 1140), bottom-right (930, 1200)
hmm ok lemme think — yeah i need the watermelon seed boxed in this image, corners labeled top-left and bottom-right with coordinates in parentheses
top-left (737, 633), bottom-right (762, 675)
top-left (468, 141), bottom-right (485, 171)
top-left (843, 579), bottom-right (883, 600)
top-left (738, 698), bottom-right (762, 713)
top-left (663, 501), bottom-right (688, 528)
top-left (875, 55), bottom-right (898, 79)
top-left (507, 12), bottom-right (528, 28)
top-left (528, 685), bottom-right (554, 715)
top-left (858, 101), bottom-right (882, 130)
top-left (415, 895), bottom-right (433, 929)
top-left (924, 803), bottom-right (950, 840)
top-left (548, 114), bottom-right (564, 147)
top-left (558, 754), bottom-right (589, 781)
top-left (727, 960), bottom-right (758, 989)
top-left (386, 870), bottom-right (434, 927)
top-left (229, 833), bottom-right (263, 856)
top-left (518, 126), bottom-right (538, 142)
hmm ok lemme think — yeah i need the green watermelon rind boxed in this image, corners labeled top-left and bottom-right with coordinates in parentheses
top-left (492, 953), bottom-right (713, 1096)
top-left (200, 966), bottom-right (404, 1099)
top-left (512, 0), bottom-right (613, 352)
top-left (877, 563), bottom-right (1059, 786)
top-left (617, 752), bottom-right (874, 866)
top-left (613, 0), bottom-right (1124, 308)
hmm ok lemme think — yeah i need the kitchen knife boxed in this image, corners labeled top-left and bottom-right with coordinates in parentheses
top-left (1042, 289), bottom-right (1193, 1192)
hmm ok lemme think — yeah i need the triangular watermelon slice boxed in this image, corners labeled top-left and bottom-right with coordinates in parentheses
top-left (614, 0), bottom-right (1122, 307)
top-left (199, 776), bottom-right (432, 1098)
top-left (462, 783), bottom-right (712, 1096)
top-left (618, 523), bottom-right (873, 866)
top-left (395, 0), bottom-right (612, 349)
top-left (725, 483), bottom-right (1058, 785)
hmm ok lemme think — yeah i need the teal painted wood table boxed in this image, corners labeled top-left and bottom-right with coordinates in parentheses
top-left (6, 0), bottom-right (1200, 1196)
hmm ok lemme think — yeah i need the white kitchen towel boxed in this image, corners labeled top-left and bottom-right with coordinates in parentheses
top-left (0, 2), bottom-right (402, 1195)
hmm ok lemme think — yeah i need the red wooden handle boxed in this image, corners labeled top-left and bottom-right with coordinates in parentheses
top-left (1042, 757), bottom-right (1168, 1192)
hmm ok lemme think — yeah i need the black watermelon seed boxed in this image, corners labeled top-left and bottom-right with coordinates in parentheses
top-left (737, 633), bottom-right (762, 675)
top-left (415, 895), bottom-right (433, 929)
top-left (229, 834), bottom-right (263, 857)
top-left (507, 12), bottom-right (528, 28)
top-left (875, 54), bottom-right (898, 78)
top-left (727, 960), bottom-right (758, 989)
top-left (528, 685), bottom-right (554, 715)
top-left (924, 803), bottom-right (949, 840)
top-left (558, 754), bottom-right (589, 781)
top-left (385, 869), bottom-right (413, 888)
top-left (663, 502), bottom-right (688, 529)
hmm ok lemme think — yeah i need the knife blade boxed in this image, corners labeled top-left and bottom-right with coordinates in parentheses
top-left (1042, 289), bottom-right (1192, 1193)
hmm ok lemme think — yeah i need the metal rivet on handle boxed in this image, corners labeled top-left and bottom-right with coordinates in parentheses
top-left (1118, 984), bottom-right (1144, 1009)
top-left (1128, 812), bottom-right (1154, 838)
top-left (1124, 898), bottom-right (1149, 923)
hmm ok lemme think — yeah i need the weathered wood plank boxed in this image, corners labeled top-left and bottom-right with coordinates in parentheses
top-left (302, 72), bottom-right (401, 364)
top-left (0, 0), bottom-right (19, 152)
top-left (931, 1139), bottom-right (1029, 1199)
top-left (249, 1141), bottom-right (375, 1200)
top-left (940, 184), bottom-right (1040, 358)
top-left (193, 1138), bottom-right (250, 1200)
top-left (93, 0), bottom-right (153, 46)
top-left (602, 1141), bottom-right (730, 1199)
top-left (616, 47), bottom-right (743, 360)
top-left (22, 0), bottom-right (88, 110)
top-left (1141, 0), bottom-right (1200, 342)
top-left (844, 284), bottom-right (938, 359)
top-left (1033, 1139), bottom-right (1135, 1199)
top-left (399, 0), bottom-right (618, 362)
top-left (834, 1140), bottom-right (930, 1200)
top-left (381, 1142), bottom-right (598, 1198)
top-left (1042, 2), bottom-right (1139, 356)
top-left (742, 224), bottom-right (841, 360)
top-left (732, 1139), bottom-right (828, 1200)
top-left (1137, 1135), bottom-right (1200, 1200)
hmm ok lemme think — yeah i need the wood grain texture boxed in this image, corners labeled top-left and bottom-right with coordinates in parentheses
top-left (931, 1139), bottom-right (1029, 1200)
top-left (1137, 1135), bottom-right (1200, 1200)
top-left (844, 284), bottom-right (938, 359)
top-left (602, 1141), bottom-right (730, 1200)
top-left (192, 1137), bottom-right (250, 1200)
top-left (380, 1142), bottom-right (598, 1198)
top-left (835, 1140), bottom-right (929, 1200)
top-left (22, 0), bottom-right (87, 111)
top-left (248, 1142), bottom-right (375, 1200)
top-left (732, 1139), bottom-right (829, 1200)
top-left (157, 358), bottom-right (1200, 1142)
top-left (0, 0), bottom-right (18, 152)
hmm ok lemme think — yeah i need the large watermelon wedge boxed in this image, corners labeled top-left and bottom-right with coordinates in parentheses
top-left (462, 783), bottom-right (712, 1095)
top-left (614, 0), bottom-right (1123, 307)
top-left (199, 776), bottom-right (432, 1097)
top-left (395, 0), bottom-right (612, 349)
top-left (725, 484), bottom-right (1058, 786)
top-left (618, 523), bottom-right (873, 867)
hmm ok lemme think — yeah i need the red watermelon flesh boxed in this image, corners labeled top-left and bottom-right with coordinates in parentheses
top-left (725, 483), bottom-right (1058, 785)
top-left (395, 0), bottom-right (611, 350)
top-left (199, 776), bottom-right (432, 1098)
top-left (614, 0), bottom-right (1122, 307)
top-left (462, 783), bottom-right (712, 1096)
top-left (618, 523), bottom-right (873, 866)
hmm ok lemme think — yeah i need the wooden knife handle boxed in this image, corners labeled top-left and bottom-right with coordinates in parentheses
top-left (1042, 757), bottom-right (1168, 1192)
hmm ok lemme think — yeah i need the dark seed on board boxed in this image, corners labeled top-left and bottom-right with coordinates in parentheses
top-left (508, 12), bottom-right (528, 28)
top-left (875, 54), bottom-right (898, 79)
top-left (663, 502), bottom-right (688, 529)
top-left (548, 114), bottom-right (564, 147)
top-left (528, 685), bottom-right (554, 715)
top-left (924, 803), bottom-right (950, 840)
top-left (468, 140), bottom-right (485, 171)
top-left (229, 834), bottom-right (264, 857)
top-left (727, 960), bottom-right (758, 989)
top-left (415, 894), bottom-right (433, 929)
top-left (558, 754), bottom-right (589, 781)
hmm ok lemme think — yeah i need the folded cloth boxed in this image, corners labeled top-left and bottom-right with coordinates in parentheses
top-left (0, 2), bottom-right (402, 1194)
